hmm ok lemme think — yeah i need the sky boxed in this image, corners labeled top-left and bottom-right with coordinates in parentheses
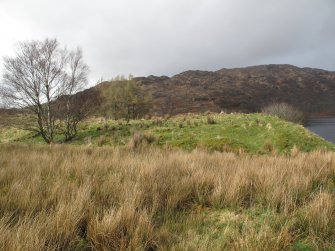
top-left (0, 0), bottom-right (334, 85)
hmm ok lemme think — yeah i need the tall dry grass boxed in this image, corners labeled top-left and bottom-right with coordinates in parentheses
top-left (0, 144), bottom-right (334, 250)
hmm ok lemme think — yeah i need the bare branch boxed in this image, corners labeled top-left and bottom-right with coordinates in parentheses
top-left (1, 38), bottom-right (90, 143)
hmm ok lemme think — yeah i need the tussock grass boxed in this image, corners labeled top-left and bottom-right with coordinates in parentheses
top-left (0, 144), bottom-right (334, 250)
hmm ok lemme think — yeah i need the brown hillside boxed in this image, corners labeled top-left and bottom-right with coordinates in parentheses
top-left (2, 64), bottom-right (334, 117)
top-left (130, 64), bottom-right (335, 116)
top-left (88, 64), bottom-right (335, 116)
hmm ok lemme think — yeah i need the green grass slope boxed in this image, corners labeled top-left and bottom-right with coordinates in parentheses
top-left (149, 113), bottom-right (335, 154)
top-left (1, 113), bottom-right (334, 154)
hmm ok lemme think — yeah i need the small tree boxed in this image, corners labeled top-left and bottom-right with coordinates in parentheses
top-left (262, 103), bottom-right (306, 124)
top-left (103, 79), bottom-right (152, 121)
top-left (1, 38), bottom-right (90, 143)
top-left (56, 88), bottom-right (101, 141)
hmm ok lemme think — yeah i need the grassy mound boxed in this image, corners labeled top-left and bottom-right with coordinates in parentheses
top-left (1, 113), bottom-right (334, 154)
top-left (149, 113), bottom-right (334, 154)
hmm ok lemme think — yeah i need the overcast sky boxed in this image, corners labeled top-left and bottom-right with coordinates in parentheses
top-left (0, 0), bottom-right (334, 85)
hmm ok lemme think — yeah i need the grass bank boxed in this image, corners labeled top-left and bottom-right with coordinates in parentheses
top-left (2, 113), bottom-right (334, 154)
top-left (0, 144), bottom-right (334, 250)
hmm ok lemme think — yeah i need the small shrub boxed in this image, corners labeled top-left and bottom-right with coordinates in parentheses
top-left (290, 145), bottom-right (299, 157)
top-left (262, 140), bottom-right (274, 153)
top-left (262, 103), bottom-right (306, 124)
top-left (128, 132), bottom-right (156, 149)
top-left (97, 135), bottom-right (107, 146)
top-left (275, 131), bottom-right (292, 152)
top-left (152, 118), bottom-right (163, 127)
top-left (163, 114), bottom-right (171, 120)
top-left (85, 136), bottom-right (92, 145)
top-left (207, 116), bottom-right (216, 125)
top-left (103, 124), bottom-right (109, 131)
top-left (144, 133), bottom-right (156, 144)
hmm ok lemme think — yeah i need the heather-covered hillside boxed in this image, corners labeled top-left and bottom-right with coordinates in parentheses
top-left (125, 64), bottom-right (335, 116)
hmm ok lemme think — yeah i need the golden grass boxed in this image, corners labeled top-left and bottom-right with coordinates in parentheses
top-left (0, 144), bottom-right (334, 250)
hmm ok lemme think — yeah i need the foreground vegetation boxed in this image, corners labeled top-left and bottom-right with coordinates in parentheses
top-left (0, 144), bottom-right (334, 250)
top-left (1, 113), bottom-right (334, 154)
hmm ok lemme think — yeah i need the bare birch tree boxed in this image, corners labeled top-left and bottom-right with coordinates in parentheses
top-left (1, 38), bottom-right (89, 143)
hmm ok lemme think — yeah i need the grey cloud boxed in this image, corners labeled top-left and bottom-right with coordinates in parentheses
top-left (0, 0), bottom-right (334, 85)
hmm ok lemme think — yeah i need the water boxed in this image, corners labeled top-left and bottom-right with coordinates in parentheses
top-left (306, 117), bottom-right (335, 144)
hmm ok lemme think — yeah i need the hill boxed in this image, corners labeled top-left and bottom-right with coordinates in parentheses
top-left (119, 64), bottom-right (335, 116)
top-left (3, 64), bottom-right (334, 117)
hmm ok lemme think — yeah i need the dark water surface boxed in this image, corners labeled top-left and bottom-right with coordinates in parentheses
top-left (306, 117), bottom-right (335, 144)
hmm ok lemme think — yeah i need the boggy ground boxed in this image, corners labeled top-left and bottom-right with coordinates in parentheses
top-left (0, 144), bottom-right (334, 250)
